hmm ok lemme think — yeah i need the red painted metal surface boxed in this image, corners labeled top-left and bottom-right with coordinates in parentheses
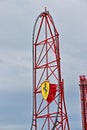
top-left (31, 9), bottom-right (70, 130)
top-left (46, 83), bottom-right (57, 103)
top-left (79, 75), bottom-right (87, 130)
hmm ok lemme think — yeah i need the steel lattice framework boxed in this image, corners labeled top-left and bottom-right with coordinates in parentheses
top-left (79, 75), bottom-right (87, 130)
top-left (30, 9), bottom-right (70, 130)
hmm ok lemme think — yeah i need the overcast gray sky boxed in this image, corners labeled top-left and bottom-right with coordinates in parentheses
top-left (0, 0), bottom-right (87, 130)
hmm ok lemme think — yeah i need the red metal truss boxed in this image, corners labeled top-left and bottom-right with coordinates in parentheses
top-left (30, 9), bottom-right (70, 130)
top-left (79, 75), bottom-right (87, 130)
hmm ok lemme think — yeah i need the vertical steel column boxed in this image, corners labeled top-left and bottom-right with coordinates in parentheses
top-left (79, 75), bottom-right (87, 130)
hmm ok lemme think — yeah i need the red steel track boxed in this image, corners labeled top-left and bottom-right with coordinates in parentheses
top-left (30, 9), bottom-right (70, 130)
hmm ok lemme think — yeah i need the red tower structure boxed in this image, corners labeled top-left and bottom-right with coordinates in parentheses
top-left (31, 9), bottom-right (70, 130)
top-left (79, 75), bottom-right (87, 130)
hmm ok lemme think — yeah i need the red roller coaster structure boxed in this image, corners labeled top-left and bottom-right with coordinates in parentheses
top-left (79, 75), bottom-right (87, 130)
top-left (30, 9), bottom-right (70, 130)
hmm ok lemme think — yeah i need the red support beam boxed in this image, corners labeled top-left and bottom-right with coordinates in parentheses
top-left (79, 75), bottom-right (87, 130)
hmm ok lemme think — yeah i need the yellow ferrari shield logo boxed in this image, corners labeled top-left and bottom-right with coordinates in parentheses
top-left (41, 81), bottom-right (50, 100)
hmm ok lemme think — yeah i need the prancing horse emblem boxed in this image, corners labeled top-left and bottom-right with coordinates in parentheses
top-left (43, 83), bottom-right (47, 94)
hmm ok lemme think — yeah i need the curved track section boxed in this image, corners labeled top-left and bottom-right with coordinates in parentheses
top-left (30, 10), bottom-right (70, 130)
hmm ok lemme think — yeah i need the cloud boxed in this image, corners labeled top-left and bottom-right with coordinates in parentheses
top-left (0, 50), bottom-right (32, 92)
top-left (0, 124), bottom-right (29, 130)
top-left (0, 0), bottom-right (32, 52)
top-left (0, 90), bottom-right (31, 129)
